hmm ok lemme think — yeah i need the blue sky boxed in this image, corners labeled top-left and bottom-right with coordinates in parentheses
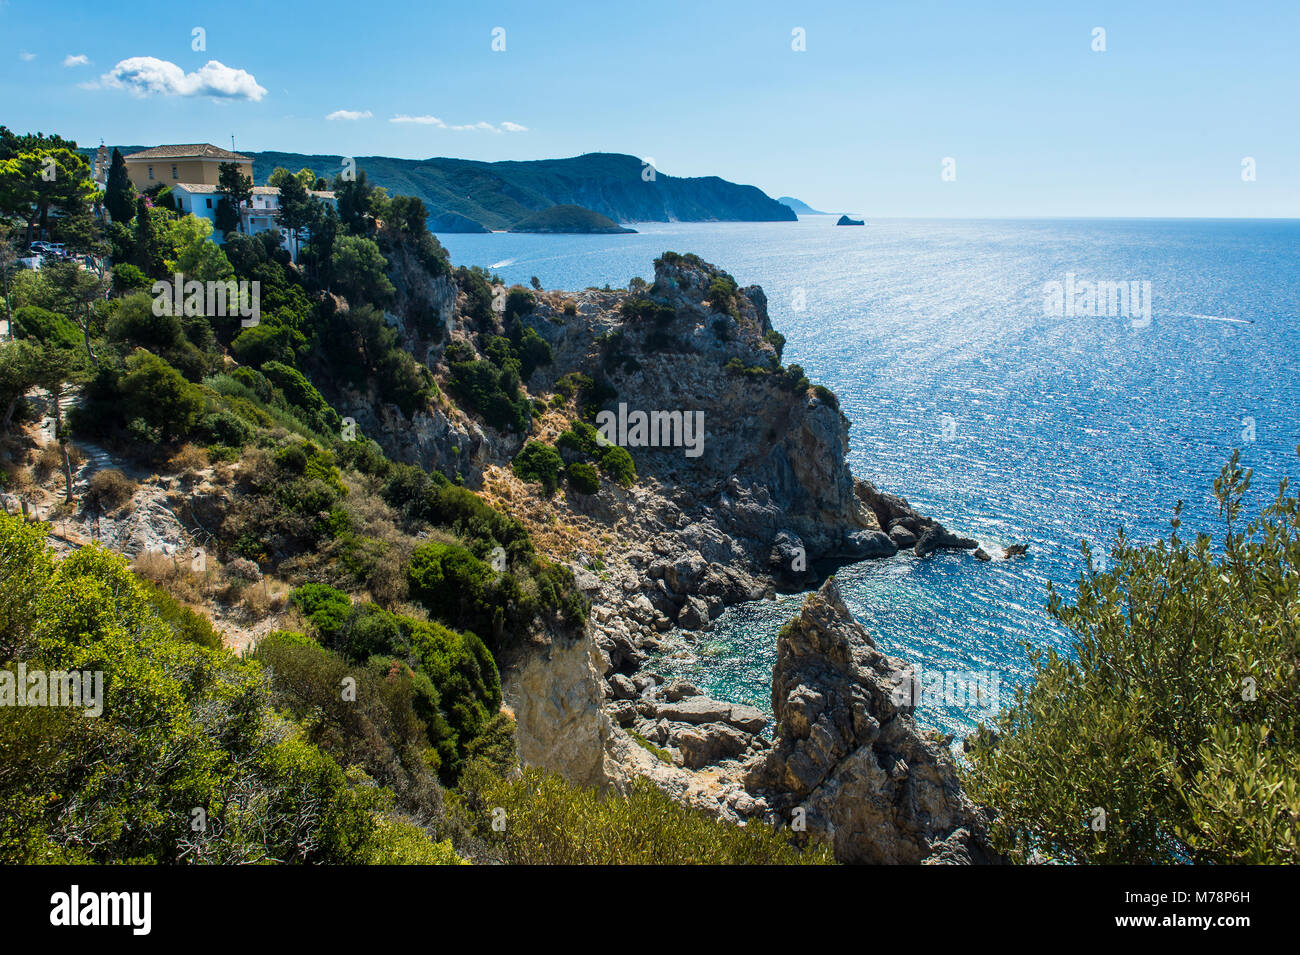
top-left (2, 0), bottom-right (1296, 217)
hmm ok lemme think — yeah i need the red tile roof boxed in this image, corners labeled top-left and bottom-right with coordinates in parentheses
top-left (123, 144), bottom-right (252, 161)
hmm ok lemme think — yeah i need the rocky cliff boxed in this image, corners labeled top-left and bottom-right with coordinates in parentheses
top-left (325, 248), bottom-right (996, 856)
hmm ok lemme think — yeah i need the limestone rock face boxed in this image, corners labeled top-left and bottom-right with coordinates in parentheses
top-left (339, 392), bottom-right (486, 487)
top-left (524, 255), bottom-right (879, 565)
top-left (747, 578), bottom-right (997, 864)
top-left (504, 636), bottom-right (614, 790)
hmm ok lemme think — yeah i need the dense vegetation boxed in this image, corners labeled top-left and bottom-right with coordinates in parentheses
top-left (964, 451), bottom-right (1300, 864)
top-left (457, 765), bottom-right (832, 865)
top-left (0, 514), bottom-right (464, 864)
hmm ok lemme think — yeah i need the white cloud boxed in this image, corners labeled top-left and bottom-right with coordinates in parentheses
top-left (326, 108), bottom-right (372, 121)
top-left (100, 57), bottom-right (267, 101)
top-left (390, 114), bottom-right (444, 125)
top-left (389, 115), bottom-right (527, 133)
top-left (19, 51), bottom-right (36, 62)
top-left (63, 54), bottom-right (89, 67)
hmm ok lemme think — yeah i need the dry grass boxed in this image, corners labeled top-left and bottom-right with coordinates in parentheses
top-left (131, 549), bottom-right (209, 603)
top-left (86, 469), bottom-right (137, 511)
top-left (239, 575), bottom-right (291, 621)
top-left (33, 445), bottom-right (62, 482)
top-left (167, 444), bottom-right (208, 478)
top-left (478, 464), bottom-right (612, 562)
top-left (132, 545), bottom-right (293, 626)
top-left (266, 577), bottom-right (290, 613)
top-left (240, 582), bottom-right (270, 619)
top-left (0, 439), bottom-right (32, 491)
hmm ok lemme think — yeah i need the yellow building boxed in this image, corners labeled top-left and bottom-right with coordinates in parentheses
top-left (122, 144), bottom-right (253, 191)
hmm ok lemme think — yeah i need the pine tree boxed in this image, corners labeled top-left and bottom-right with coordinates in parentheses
top-left (131, 196), bottom-right (158, 274)
top-left (104, 147), bottom-right (134, 224)
top-left (215, 161), bottom-right (253, 236)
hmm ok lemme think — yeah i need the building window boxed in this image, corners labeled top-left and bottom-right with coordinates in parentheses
top-left (147, 166), bottom-right (154, 180)
top-left (206, 198), bottom-right (212, 209)
top-left (172, 164), bottom-right (178, 179)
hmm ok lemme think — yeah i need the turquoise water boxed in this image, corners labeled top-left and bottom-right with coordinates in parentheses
top-left (438, 218), bottom-right (1300, 736)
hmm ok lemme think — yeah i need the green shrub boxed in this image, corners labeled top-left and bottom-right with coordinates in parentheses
top-left (137, 579), bottom-right (224, 650)
top-left (512, 441), bottom-right (564, 494)
top-left (0, 520), bottom-right (391, 865)
top-left (503, 287), bottom-right (535, 323)
top-left (459, 765), bottom-right (833, 865)
top-left (566, 461), bottom-right (600, 495)
top-left (117, 350), bottom-right (206, 442)
top-left (621, 297), bottom-right (676, 324)
top-left (554, 372), bottom-right (589, 401)
top-left (511, 324), bottom-right (553, 379)
top-left (447, 358), bottom-right (530, 434)
top-left (811, 384), bottom-right (839, 410)
top-left (595, 443), bottom-right (636, 486)
top-left (110, 263), bottom-right (150, 294)
top-left (556, 419), bottom-right (601, 459)
top-left (282, 585), bottom-right (504, 784)
top-left (196, 409), bottom-right (254, 447)
top-left (261, 361), bottom-right (341, 435)
top-left (362, 820), bottom-right (466, 865)
top-left (764, 330), bottom-right (786, 358)
top-left (706, 275), bottom-right (738, 313)
top-left (556, 420), bottom-right (635, 486)
top-left (230, 321), bottom-right (303, 368)
top-left (406, 537), bottom-right (585, 654)
top-left (628, 730), bottom-right (672, 764)
top-left (963, 451), bottom-right (1300, 864)
top-left (107, 293), bottom-right (183, 350)
top-left (12, 306), bottom-right (81, 351)
top-left (290, 582), bottom-right (354, 637)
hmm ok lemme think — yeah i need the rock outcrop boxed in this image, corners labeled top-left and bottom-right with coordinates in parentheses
top-left (855, 481), bottom-right (977, 558)
top-left (746, 578), bottom-right (997, 864)
top-left (503, 634), bottom-right (616, 789)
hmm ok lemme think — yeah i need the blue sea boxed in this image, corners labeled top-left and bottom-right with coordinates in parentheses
top-left (438, 218), bottom-right (1300, 737)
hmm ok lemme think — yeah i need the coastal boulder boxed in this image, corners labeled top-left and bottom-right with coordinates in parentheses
top-left (888, 524), bottom-right (918, 549)
top-left (677, 595), bottom-right (710, 630)
top-left (914, 524), bottom-right (979, 558)
top-left (662, 679), bottom-right (703, 703)
top-left (654, 697), bottom-right (734, 724)
top-left (843, 529), bottom-right (898, 559)
top-left (769, 530), bottom-right (813, 585)
top-left (672, 722), bottom-right (751, 769)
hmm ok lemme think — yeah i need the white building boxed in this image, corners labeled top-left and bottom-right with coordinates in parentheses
top-left (170, 183), bottom-right (337, 262)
